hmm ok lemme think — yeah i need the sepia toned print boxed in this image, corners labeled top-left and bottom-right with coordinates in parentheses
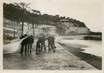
top-left (3, 0), bottom-right (102, 70)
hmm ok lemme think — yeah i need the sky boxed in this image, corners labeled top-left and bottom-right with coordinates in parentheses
top-left (3, 0), bottom-right (103, 32)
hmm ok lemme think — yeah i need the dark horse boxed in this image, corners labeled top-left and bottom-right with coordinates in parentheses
top-left (20, 35), bottom-right (34, 56)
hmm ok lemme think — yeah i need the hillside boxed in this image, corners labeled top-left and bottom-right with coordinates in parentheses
top-left (3, 3), bottom-right (90, 35)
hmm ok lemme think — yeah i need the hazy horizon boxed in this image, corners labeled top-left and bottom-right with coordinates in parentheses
top-left (3, 0), bottom-right (103, 32)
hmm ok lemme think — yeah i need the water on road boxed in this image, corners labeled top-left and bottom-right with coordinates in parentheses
top-left (3, 42), bottom-right (96, 70)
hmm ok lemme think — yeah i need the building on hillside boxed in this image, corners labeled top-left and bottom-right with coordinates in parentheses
top-left (59, 18), bottom-right (90, 35)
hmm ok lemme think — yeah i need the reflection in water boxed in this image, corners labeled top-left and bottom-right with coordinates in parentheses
top-left (3, 53), bottom-right (46, 69)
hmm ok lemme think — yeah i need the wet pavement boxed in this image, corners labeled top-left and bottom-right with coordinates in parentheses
top-left (3, 41), bottom-right (97, 70)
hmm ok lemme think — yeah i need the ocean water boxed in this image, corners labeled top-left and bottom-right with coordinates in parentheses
top-left (56, 36), bottom-right (102, 57)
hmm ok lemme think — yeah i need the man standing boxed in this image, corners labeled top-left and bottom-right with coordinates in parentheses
top-left (36, 34), bottom-right (46, 54)
top-left (47, 35), bottom-right (56, 52)
top-left (28, 35), bottom-right (34, 55)
top-left (40, 35), bottom-right (46, 52)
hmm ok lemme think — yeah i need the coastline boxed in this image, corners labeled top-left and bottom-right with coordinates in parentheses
top-left (58, 42), bottom-right (102, 70)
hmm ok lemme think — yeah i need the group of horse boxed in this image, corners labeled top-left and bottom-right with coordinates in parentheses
top-left (20, 34), bottom-right (56, 56)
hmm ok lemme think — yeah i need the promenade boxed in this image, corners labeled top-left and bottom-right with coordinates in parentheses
top-left (3, 39), bottom-right (96, 70)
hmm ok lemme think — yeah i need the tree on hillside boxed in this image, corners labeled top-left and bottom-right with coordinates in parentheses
top-left (15, 2), bottom-right (30, 36)
top-left (4, 3), bottom-right (20, 38)
top-left (3, 3), bottom-right (89, 36)
top-left (28, 9), bottom-right (40, 36)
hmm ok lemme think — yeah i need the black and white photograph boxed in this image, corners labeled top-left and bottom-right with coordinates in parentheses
top-left (3, 0), bottom-right (102, 71)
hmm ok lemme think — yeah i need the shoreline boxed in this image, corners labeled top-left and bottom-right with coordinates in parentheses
top-left (58, 42), bottom-right (102, 70)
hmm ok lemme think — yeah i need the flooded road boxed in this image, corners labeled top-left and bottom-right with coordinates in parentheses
top-left (3, 42), bottom-right (96, 70)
